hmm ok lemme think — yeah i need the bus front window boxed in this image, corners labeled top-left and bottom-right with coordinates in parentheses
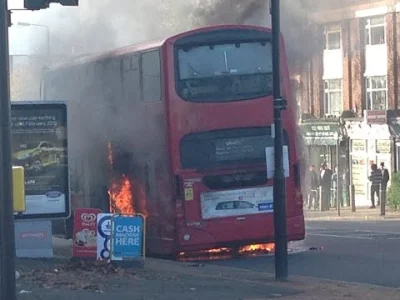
top-left (176, 41), bottom-right (273, 102)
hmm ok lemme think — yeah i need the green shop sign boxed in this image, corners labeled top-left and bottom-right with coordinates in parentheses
top-left (300, 123), bottom-right (341, 146)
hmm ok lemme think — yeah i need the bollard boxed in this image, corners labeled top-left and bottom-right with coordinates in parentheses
top-left (380, 189), bottom-right (386, 216)
top-left (350, 185), bottom-right (356, 212)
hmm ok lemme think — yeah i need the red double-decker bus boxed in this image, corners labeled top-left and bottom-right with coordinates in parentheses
top-left (43, 24), bottom-right (305, 256)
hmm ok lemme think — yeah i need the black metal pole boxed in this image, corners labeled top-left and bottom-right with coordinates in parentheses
top-left (0, 2), bottom-right (17, 300)
top-left (270, 0), bottom-right (288, 281)
top-left (336, 137), bottom-right (340, 217)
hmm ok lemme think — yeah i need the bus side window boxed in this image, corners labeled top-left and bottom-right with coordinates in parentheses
top-left (122, 55), bottom-right (140, 102)
top-left (141, 50), bottom-right (161, 102)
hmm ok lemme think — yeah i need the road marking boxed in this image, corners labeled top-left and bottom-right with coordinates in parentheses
top-left (307, 233), bottom-right (374, 240)
top-left (355, 230), bottom-right (400, 235)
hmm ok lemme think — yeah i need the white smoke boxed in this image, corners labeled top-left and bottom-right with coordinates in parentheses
top-left (10, 0), bottom-right (272, 57)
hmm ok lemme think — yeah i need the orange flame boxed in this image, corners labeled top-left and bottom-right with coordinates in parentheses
top-left (107, 142), bottom-right (113, 168)
top-left (239, 243), bottom-right (275, 254)
top-left (108, 175), bottom-right (134, 215)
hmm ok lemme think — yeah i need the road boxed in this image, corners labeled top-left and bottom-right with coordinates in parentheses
top-left (209, 220), bottom-right (400, 288)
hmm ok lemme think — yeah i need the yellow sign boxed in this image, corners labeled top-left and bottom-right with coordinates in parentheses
top-left (352, 140), bottom-right (365, 152)
top-left (376, 140), bottom-right (391, 154)
top-left (184, 188), bottom-right (194, 201)
top-left (13, 166), bottom-right (26, 213)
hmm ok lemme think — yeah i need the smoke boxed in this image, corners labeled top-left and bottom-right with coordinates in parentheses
top-left (25, 0), bottom-right (273, 55)
top-left (10, 0), bottom-right (317, 202)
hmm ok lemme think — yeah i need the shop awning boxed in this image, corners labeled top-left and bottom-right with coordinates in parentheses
top-left (300, 122), bottom-right (342, 146)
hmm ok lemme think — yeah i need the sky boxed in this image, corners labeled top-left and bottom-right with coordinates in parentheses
top-left (9, 0), bottom-right (59, 55)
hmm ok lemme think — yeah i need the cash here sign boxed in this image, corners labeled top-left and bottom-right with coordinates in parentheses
top-left (111, 215), bottom-right (145, 259)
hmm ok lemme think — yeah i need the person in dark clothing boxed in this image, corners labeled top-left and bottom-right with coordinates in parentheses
top-left (380, 162), bottom-right (390, 189)
top-left (369, 164), bottom-right (382, 208)
top-left (320, 163), bottom-right (333, 211)
top-left (380, 162), bottom-right (390, 206)
top-left (307, 165), bottom-right (319, 209)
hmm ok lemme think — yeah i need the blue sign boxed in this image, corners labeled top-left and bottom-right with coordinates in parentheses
top-left (111, 215), bottom-right (144, 259)
top-left (258, 202), bottom-right (273, 212)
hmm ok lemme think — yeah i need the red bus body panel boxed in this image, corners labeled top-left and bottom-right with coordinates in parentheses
top-left (162, 25), bottom-right (305, 251)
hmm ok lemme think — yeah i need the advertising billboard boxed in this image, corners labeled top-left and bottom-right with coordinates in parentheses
top-left (11, 101), bottom-right (70, 220)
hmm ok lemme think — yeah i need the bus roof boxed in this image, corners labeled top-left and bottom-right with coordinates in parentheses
top-left (49, 24), bottom-right (272, 72)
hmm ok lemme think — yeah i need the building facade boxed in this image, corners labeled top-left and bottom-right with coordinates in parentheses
top-left (291, 0), bottom-right (400, 207)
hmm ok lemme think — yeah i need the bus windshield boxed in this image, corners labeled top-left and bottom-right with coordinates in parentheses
top-left (176, 41), bottom-right (273, 102)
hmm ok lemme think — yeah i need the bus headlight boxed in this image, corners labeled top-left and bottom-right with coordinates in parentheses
top-left (183, 234), bottom-right (191, 241)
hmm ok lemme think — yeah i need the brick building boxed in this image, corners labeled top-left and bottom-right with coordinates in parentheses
top-left (291, 0), bottom-right (400, 207)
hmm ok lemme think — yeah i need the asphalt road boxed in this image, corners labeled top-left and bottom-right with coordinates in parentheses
top-left (209, 220), bottom-right (400, 288)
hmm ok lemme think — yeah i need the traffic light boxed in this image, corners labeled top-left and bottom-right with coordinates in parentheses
top-left (24, 0), bottom-right (49, 10)
top-left (24, 0), bottom-right (78, 10)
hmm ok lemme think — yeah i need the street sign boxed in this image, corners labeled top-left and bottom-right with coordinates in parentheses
top-left (96, 213), bottom-right (113, 261)
top-left (72, 208), bottom-right (102, 259)
top-left (15, 220), bottom-right (53, 258)
top-left (111, 214), bottom-right (145, 260)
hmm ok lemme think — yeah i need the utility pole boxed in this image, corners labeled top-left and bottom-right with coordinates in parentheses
top-left (0, 0), bottom-right (17, 299)
top-left (270, 0), bottom-right (288, 281)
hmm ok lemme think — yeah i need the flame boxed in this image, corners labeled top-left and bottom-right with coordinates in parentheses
top-left (108, 175), bottom-right (134, 215)
top-left (238, 243), bottom-right (275, 254)
top-left (207, 248), bottom-right (230, 254)
top-left (106, 142), bottom-right (148, 217)
top-left (177, 244), bottom-right (275, 262)
top-left (107, 142), bottom-right (113, 168)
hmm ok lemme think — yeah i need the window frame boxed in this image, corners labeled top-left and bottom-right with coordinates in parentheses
top-left (365, 15), bottom-right (386, 46)
top-left (365, 76), bottom-right (388, 110)
top-left (324, 25), bottom-right (342, 50)
top-left (323, 79), bottom-right (343, 116)
top-left (174, 40), bottom-right (274, 103)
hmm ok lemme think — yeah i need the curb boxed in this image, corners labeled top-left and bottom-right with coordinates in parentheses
top-left (305, 216), bottom-right (400, 221)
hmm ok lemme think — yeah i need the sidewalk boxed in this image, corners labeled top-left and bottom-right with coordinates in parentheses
top-left (305, 206), bottom-right (400, 221)
top-left (14, 238), bottom-right (400, 299)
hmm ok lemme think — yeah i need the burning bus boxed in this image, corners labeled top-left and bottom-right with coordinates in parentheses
top-left (42, 24), bottom-right (305, 257)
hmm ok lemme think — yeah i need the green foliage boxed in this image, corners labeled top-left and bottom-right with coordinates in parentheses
top-left (388, 172), bottom-right (400, 211)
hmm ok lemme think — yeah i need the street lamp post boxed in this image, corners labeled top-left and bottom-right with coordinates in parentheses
top-left (0, 0), bottom-right (17, 299)
top-left (270, 0), bottom-right (289, 281)
top-left (17, 22), bottom-right (50, 59)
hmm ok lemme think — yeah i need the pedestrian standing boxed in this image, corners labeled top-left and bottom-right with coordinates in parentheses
top-left (307, 165), bottom-right (319, 209)
top-left (380, 162), bottom-right (390, 206)
top-left (368, 164), bottom-right (382, 209)
top-left (320, 163), bottom-right (332, 211)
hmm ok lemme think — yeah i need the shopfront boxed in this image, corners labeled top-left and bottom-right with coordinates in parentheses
top-left (346, 111), bottom-right (392, 207)
top-left (300, 120), bottom-right (346, 170)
